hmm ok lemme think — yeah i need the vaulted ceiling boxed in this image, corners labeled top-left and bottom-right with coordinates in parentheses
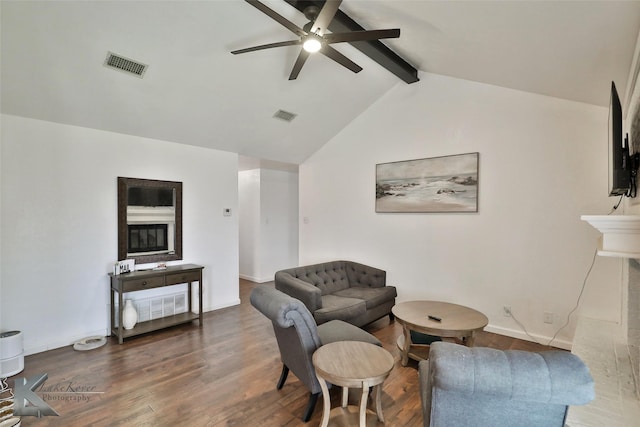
top-left (2, 1), bottom-right (640, 167)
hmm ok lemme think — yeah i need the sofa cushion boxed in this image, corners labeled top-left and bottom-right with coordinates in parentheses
top-left (314, 295), bottom-right (366, 324)
top-left (332, 286), bottom-right (397, 310)
top-left (317, 320), bottom-right (381, 347)
top-left (346, 262), bottom-right (386, 288)
top-left (288, 262), bottom-right (350, 295)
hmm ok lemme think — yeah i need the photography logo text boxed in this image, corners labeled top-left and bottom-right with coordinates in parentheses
top-left (13, 373), bottom-right (104, 418)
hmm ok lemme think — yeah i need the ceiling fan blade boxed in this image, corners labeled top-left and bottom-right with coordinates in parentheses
top-left (325, 29), bottom-right (400, 44)
top-left (320, 45), bottom-right (362, 74)
top-left (310, 0), bottom-right (342, 36)
top-left (245, 0), bottom-right (306, 37)
top-left (289, 49), bottom-right (310, 80)
top-left (231, 40), bottom-right (301, 55)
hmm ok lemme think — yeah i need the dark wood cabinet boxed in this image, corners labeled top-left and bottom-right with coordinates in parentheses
top-left (110, 264), bottom-right (204, 344)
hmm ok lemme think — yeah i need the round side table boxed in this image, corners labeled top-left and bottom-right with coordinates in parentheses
top-left (312, 341), bottom-right (394, 427)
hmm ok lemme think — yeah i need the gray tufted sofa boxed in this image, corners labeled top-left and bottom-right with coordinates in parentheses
top-left (419, 342), bottom-right (595, 427)
top-left (274, 260), bottom-right (397, 327)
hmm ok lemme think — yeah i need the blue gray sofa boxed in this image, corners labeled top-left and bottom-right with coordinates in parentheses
top-left (419, 342), bottom-right (595, 427)
top-left (274, 260), bottom-right (397, 327)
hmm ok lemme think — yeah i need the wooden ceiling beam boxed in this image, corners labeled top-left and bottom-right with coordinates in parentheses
top-left (284, 0), bottom-right (419, 84)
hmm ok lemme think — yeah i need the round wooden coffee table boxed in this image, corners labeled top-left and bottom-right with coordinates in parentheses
top-left (313, 341), bottom-right (394, 427)
top-left (392, 300), bottom-right (488, 366)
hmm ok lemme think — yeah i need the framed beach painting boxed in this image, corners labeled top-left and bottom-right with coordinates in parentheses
top-left (376, 152), bottom-right (479, 213)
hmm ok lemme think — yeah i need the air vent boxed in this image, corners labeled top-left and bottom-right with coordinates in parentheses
top-left (273, 109), bottom-right (297, 122)
top-left (104, 52), bottom-right (148, 78)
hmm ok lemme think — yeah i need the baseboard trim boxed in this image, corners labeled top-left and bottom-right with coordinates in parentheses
top-left (23, 301), bottom-right (242, 356)
top-left (239, 274), bottom-right (272, 283)
top-left (204, 299), bottom-right (241, 312)
top-left (485, 324), bottom-right (573, 350)
top-left (24, 328), bottom-right (109, 356)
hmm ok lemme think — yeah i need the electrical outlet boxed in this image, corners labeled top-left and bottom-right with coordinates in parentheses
top-left (503, 306), bottom-right (512, 317)
top-left (544, 312), bottom-right (554, 324)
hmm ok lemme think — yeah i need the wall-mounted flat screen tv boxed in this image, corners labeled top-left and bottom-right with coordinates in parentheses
top-left (609, 81), bottom-right (631, 196)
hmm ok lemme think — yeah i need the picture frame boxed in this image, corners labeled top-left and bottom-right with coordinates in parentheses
top-left (376, 152), bottom-right (479, 213)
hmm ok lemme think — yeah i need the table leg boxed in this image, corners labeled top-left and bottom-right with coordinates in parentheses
top-left (341, 386), bottom-right (349, 407)
top-left (464, 331), bottom-right (476, 347)
top-left (359, 381), bottom-right (369, 427)
top-left (316, 372), bottom-right (331, 427)
top-left (400, 325), bottom-right (411, 366)
top-left (118, 290), bottom-right (124, 344)
top-left (374, 384), bottom-right (384, 422)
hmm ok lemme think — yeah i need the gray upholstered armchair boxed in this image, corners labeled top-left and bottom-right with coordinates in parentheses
top-left (250, 285), bottom-right (381, 422)
top-left (419, 342), bottom-right (595, 427)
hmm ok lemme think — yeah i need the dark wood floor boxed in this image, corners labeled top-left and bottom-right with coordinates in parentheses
top-left (12, 279), bottom-right (557, 426)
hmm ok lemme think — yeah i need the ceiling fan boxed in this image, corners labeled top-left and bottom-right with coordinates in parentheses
top-left (231, 0), bottom-right (400, 80)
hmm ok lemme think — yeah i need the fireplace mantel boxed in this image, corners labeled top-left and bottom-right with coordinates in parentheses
top-left (581, 215), bottom-right (640, 259)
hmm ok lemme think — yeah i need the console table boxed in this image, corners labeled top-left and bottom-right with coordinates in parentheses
top-left (110, 264), bottom-right (204, 344)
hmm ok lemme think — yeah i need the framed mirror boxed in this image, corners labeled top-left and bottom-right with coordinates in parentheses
top-left (118, 177), bottom-right (182, 264)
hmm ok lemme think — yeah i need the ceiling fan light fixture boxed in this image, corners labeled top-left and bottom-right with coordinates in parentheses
top-left (232, 0), bottom-right (406, 80)
top-left (302, 37), bottom-right (322, 53)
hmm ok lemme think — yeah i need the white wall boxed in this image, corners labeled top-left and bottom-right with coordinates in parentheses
top-left (238, 169), bottom-right (298, 282)
top-left (1, 114), bottom-right (240, 355)
top-left (239, 169), bottom-right (261, 281)
top-left (621, 47), bottom-right (640, 352)
top-left (299, 72), bottom-right (621, 348)
top-left (259, 169), bottom-right (299, 278)
top-left (626, 58), bottom-right (640, 216)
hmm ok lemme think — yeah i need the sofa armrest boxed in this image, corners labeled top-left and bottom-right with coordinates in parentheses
top-left (275, 271), bottom-right (322, 312)
top-left (344, 261), bottom-right (387, 288)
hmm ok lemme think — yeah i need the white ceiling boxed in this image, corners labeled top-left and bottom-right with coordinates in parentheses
top-left (2, 1), bottom-right (640, 168)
